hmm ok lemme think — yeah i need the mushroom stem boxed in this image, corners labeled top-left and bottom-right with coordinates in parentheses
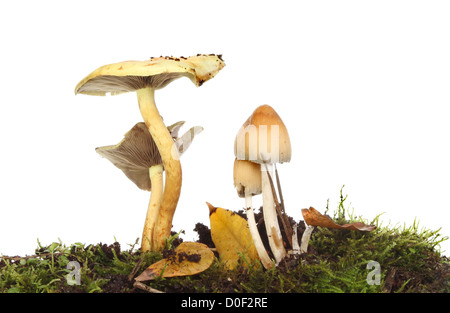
top-left (141, 164), bottom-right (164, 251)
top-left (291, 223), bottom-right (301, 255)
top-left (300, 225), bottom-right (314, 254)
top-left (244, 190), bottom-right (274, 269)
top-left (137, 87), bottom-right (182, 251)
top-left (261, 164), bottom-right (286, 264)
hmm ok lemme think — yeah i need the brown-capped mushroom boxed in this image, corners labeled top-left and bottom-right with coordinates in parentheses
top-left (96, 121), bottom-right (203, 251)
top-left (233, 158), bottom-right (273, 269)
top-left (234, 105), bottom-right (291, 264)
top-left (75, 55), bottom-right (225, 250)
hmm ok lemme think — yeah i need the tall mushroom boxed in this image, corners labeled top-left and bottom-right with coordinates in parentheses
top-left (96, 122), bottom-right (203, 251)
top-left (75, 55), bottom-right (225, 250)
top-left (234, 105), bottom-right (291, 265)
top-left (233, 158), bottom-right (273, 269)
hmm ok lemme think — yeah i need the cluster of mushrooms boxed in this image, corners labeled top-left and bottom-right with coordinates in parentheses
top-left (232, 104), bottom-right (289, 268)
top-left (74, 54), bottom-right (312, 267)
top-left (233, 104), bottom-right (310, 269)
top-left (75, 55), bottom-right (225, 251)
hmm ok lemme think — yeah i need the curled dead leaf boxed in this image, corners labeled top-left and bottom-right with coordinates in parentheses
top-left (301, 207), bottom-right (376, 232)
top-left (135, 242), bottom-right (214, 282)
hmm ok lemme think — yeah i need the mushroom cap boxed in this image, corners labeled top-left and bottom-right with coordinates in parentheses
top-left (75, 54), bottom-right (225, 96)
top-left (234, 104), bottom-right (291, 164)
top-left (233, 158), bottom-right (262, 198)
top-left (95, 121), bottom-right (185, 191)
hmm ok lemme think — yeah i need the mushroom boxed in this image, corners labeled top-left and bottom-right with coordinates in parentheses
top-left (300, 224), bottom-right (315, 254)
top-left (75, 54), bottom-right (225, 250)
top-left (96, 121), bottom-right (203, 251)
top-left (233, 158), bottom-right (273, 269)
top-left (234, 105), bottom-right (291, 265)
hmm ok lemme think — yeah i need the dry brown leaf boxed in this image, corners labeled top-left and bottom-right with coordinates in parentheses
top-left (301, 207), bottom-right (376, 232)
top-left (207, 202), bottom-right (259, 269)
top-left (135, 242), bottom-right (214, 282)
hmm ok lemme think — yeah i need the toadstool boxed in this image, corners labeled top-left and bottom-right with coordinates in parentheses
top-left (234, 104), bottom-right (292, 265)
top-left (233, 158), bottom-right (273, 269)
top-left (96, 121), bottom-right (203, 251)
top-left (75, 54), bottom-right (225, 250)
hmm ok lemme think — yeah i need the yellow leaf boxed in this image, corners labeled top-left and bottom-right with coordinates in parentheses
top-left (135, 242), bottom-right (214, 282)
top-left (207, 202), bottom-right (259, 269)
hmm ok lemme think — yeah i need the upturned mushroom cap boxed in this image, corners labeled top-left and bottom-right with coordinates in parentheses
top-left (234, 104), bottom-right (291, 164)
top-left (95, 121), bottom-right (201, 191)
top-left (74, 54), bottom-right (225, 96)
top-left (233, 158), bottom-right (262, 198)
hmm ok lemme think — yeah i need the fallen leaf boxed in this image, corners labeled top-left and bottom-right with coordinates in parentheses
top-left (301, 207), bottom-right (376, 231)
top-left (207, 202), bottom-right (259, 269)
top-left (135, 242), bottom-right (214, 282)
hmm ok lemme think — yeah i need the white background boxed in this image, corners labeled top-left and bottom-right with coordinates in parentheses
top-left (1, 0), bottom-right (449, 257)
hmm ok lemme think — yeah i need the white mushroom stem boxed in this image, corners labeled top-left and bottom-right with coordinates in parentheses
top-left (137, 87), bottom-right (182, 251)
top-left (261, 164), bottom-right (286, 264)
top-left (244, 190), bottom-right (274, 269)
top-left (141, 164), bottom-right (164, 251)
top-left (300, 224), bottom-right (315, 254)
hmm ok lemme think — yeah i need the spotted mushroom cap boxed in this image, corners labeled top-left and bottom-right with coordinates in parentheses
top-left (75, 54), bottom-right (225, 96)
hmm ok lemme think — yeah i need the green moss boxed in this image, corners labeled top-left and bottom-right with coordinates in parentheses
top-left (1, 189), bottom-right (449, 293)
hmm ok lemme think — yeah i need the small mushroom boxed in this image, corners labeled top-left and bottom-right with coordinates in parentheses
top-left (96, 121), bottom-right (203, 251)
top-left (300, 224), bottom-right (315, 254)
top-left (233, 158), bottom-right (273, 269)
top-left (75, 55), bottom-right (225, 250)
top-left (234, 105), bottom-right (292, 265)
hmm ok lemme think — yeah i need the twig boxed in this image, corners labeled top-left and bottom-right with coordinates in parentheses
top-left (262, 161), bottom-right (293, 249)
top-left (133, 281), bottom-right (165, 293)
top-left (274, 164), bottom-right (294, 246)
top-left (128, 255), bottom-right (144, 282)
top-left (274, 164), bottom-right (286, 214)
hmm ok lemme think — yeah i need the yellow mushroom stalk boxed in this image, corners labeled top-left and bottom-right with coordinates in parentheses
top-left (136, 87), bottom-right (182, 249)
top-left (142, 164), bottom-right (164, 251)
top-left (95, 122), bottom-right (166, 251)
top-left (75, 54), bottom-right (224, 251)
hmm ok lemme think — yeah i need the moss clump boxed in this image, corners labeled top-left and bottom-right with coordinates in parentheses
top-left (0, 239), bottom-right (160, 293)
top-left (1, 190), bottom-right (449, 293)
